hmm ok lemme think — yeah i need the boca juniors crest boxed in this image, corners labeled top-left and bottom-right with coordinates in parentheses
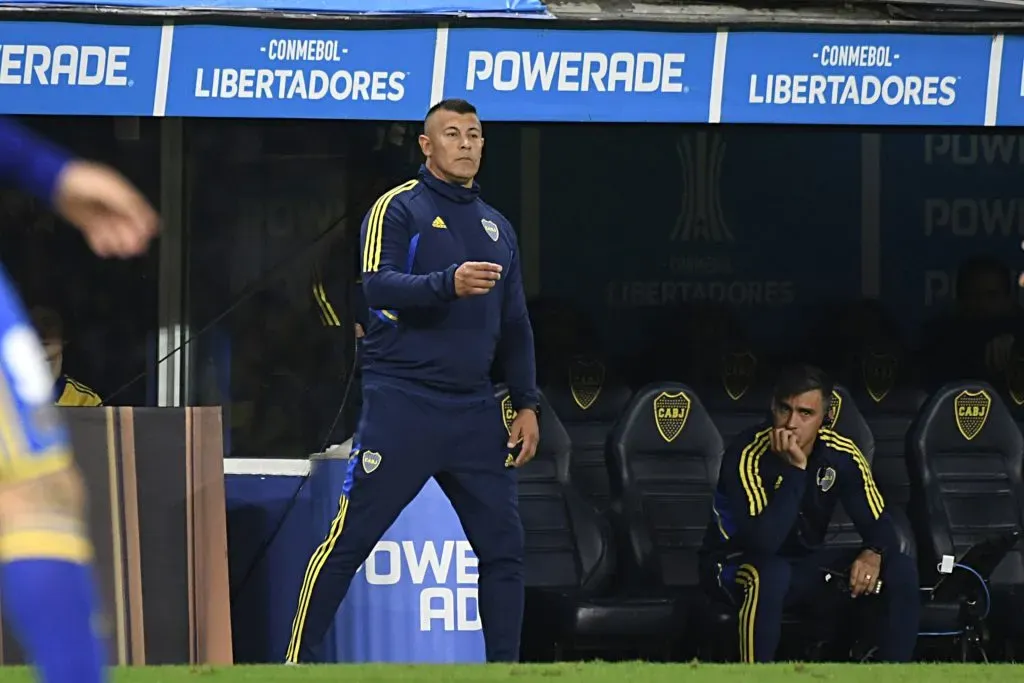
top-left (481, 218), bottom-right (499, 241)
top-left (653, 391), bottom-right (691, 443)
top-left (501, 395), bottom-right (516, 434)
top-left (721, 350), bottom-right (757, 401)
top-left (862, 351), bottom-right (897, 404)
top-left (816, 466), bottom-right (837, 493)
top-left (828, 390), bottom-right (843, 428)
top-left (361, 450), bottom-right (382, 474)
top-left (954, 389), bottom-right (990, 441)
top-left (569, 356), bottom-right (605, 411)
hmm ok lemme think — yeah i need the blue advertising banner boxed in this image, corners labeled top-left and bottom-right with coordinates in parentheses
top-left (720, 32), bottom-right (992, 126)
top-left (0, 22), bottom-right (161, 116)
top-left (2, 0), bottom-right (550, 15)
top-left (997, 36), bottom-right (1024, 126)
top-left (0, 23), bottom-right (1021, 125)
top-left (165, 27), bottom-right (436, 119)
top-left (443, 28), bottom-right (718, 122)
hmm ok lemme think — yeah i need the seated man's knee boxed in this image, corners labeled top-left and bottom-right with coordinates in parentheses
top-left (882, 550), bottom-right (918, 592)
top-left (738, 554), bottom-right (792, 595)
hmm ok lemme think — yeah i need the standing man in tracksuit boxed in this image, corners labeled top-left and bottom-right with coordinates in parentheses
top-left (286, 98), bottom-right (540, 664)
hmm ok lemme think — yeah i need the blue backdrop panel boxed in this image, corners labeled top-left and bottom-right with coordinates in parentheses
top-left (538, 125), bottom-right (862, 354)
top-left (998, 36), bottom-right (1024, 126)
top-left (225, 473), bottom-right (314, 664)
top-left (443, 28), bottom-right (718, 122)
top-left (879, 130), bottom-right (1024, 340)
top-left (721, 32), bottom-right (992, 126)
top-left (165, 26), bottom-right (437, 120)
top-left (0, 22), bottom-right (161, 116)
top-left (311, 457), bottom-right (486, 664)
top-left (2, 0), bottom-right (548, 14)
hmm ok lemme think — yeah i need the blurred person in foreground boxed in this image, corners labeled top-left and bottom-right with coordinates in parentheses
top-left (0, 118), bottom-right (157, 683)
top-left (698, 364), bottom-right (919, 662)
top-left (286, 98), bottom-right (538, 664)
top-left (30, 305), bottom-right (102, 406)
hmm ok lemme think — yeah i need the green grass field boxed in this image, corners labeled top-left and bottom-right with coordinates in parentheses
top-left (1, 663), bottom-right (1019, 683)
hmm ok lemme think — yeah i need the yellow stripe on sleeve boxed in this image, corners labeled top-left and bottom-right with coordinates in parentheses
top-left (362, 180), bottom-right (418, 273)
top-left (66, 378), bottom-right (102, 406)
top-left (819, 429), bottom-right (885, 519)
top-left (713, 502), bottom-right (730, 540)
top-left (738, 428), bottom-right (771, 516)
top-left (312, 281), bottom-right (341, 327)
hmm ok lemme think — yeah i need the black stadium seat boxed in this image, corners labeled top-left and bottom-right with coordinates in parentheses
top-left (607, 383), bottom-right (724, 620)
top-left (493, 386), bottom-right (686, 661)
top-left (700, 384), bottom-right (773, 449)
top-left (694, 350), bottom-right (773, 448)
top-left (849, 386), bottom-right (928, 511)
top-left (828, 384), bottom-right (873, 455)
top-left (543, 356), bottom-right (633, 513)
top-left (846, 349), bottom-right (928, 510)
top-left (906, 381), bottom-right (1024, 583)
top-left (906, 381), bottom-right (1024, 655)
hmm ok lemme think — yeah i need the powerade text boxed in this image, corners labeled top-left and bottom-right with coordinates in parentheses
top-left (362, 540), bottom-right (480, 632)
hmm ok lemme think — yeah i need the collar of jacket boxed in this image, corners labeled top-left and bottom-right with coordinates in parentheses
top-left (418, 164), bottom-right (480, 205)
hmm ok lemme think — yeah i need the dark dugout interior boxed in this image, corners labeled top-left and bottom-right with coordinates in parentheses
top-left (6, 115), bottom-right (1023, 458)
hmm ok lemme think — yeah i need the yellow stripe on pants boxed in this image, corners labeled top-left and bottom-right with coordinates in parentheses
top-left (284, 495), bottom-right (350, 663)
top-left (735, 563), bottom-right (760, 663)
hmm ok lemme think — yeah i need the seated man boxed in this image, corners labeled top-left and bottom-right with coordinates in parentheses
top-left (29, 306), bottom-right (102, 407)
top-left (699, 363), bottom-right (919, 662)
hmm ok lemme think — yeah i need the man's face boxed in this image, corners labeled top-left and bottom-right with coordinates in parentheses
top-left (419, 110), bottom-right (483, 186)
top-left (771, 390), bottom-right (827, 453)
top-left (40, 335), bottom-right (62, 380)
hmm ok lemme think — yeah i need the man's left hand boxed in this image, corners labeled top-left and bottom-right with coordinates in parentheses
top-left (849, 549), bottom-right (882, 597)
top-left (508, 408), bottom-right (540, 467)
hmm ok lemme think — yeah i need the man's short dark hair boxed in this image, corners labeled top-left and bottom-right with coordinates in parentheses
top-left (29, 305), bottom-right (63, 342)
top-left (424, 98), bottom-right (477, 126)
top-left (772, 363), bottom-right (834, 407)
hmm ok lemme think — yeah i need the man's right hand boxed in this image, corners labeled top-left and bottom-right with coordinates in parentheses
top-left (771, 428), bottom-right (807, 470)
top-left (54, 160), bottom-right (159, 258)
top-left (454, 261), bottom-right (502, 297)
